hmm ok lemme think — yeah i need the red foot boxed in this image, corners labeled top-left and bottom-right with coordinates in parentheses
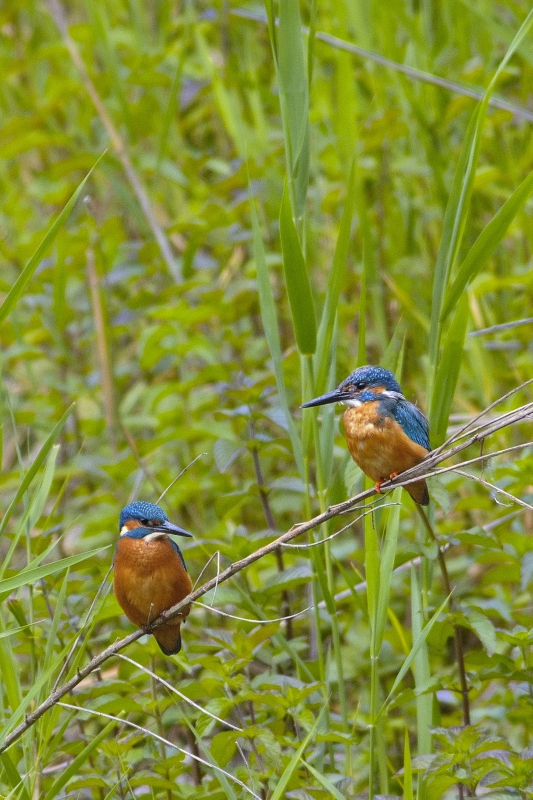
top-left (375, 472), bottom-right (399, 494)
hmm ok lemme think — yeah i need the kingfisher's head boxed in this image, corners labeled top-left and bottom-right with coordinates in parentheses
top-left (301, 365), bottom-right (403, 409)
top-left (119, 500), bottom-right (193, 540)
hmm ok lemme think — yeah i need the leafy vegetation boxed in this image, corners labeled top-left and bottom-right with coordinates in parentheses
top-left (2, 1), bottom-right (533, 798)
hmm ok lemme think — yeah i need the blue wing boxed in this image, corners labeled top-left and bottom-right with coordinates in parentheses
top-left (170, 539), bottom-right (188, 571)
top-left (394, 398), bottom-right (431, 450)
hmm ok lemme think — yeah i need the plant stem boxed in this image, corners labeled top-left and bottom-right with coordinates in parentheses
top-left (416, 505), bottom-right (471, 726)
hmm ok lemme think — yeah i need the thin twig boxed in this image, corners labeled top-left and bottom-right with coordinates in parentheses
top-left (157, 453), bottom-right (207, 504)
top-left (56, 702), bottom-right (260, 799)
top-left (117, 653), bottom-right (241, 731)
top-left (1, 399), bottom-right (530, 753)
top-left (194, 601), bottom-right (313, 624)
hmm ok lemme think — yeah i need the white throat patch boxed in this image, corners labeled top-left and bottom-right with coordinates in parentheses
top-left (143, 531), bottom-right (167, 543)
top-left (342, 398), bottom-right (363, 408)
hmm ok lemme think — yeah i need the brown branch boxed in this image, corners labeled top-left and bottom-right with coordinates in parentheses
top-left (1, 399), bottom-right (531, 753)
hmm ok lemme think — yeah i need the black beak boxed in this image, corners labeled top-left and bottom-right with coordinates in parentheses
top-left (301, 389), bottom-right (348, 409)
top-left (156, 520), bottom-right (194, 538)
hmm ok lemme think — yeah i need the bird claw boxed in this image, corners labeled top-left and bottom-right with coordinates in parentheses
top-left (375, 472), bottom-right (399, 494)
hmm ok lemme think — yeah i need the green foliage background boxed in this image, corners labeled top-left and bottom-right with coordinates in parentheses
top-left (1, 0), bottom-right (533, 798)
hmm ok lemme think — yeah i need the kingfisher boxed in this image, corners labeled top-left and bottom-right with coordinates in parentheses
top-left (301, 365), bottom-right (431, 505)
top-left (113, 500), bottom-right (193, 655)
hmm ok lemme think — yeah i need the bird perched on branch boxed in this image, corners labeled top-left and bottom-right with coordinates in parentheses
top-left (301, 365), bottom-right (431, 505)
top-left (113, 500), bottom-right (193, 655)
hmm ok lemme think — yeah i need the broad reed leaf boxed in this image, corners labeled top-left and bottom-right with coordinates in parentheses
top-left (278, 0), bottom-right (310, 222)
top-left (365, 508), bottom-right (380, 640)
top-left (430, 293), bottom-right (469, 444)
top-left (315, 159), bottom-right (357, 392)
top-left (270, 704), bottom-right (326, 800)
top-left (410, 565), bottom-right (434, 756)
top-left (0, 548), bottom-right (109, 596)
top-left (378, 591), bottom-right (449, 720)
top-left (279, 183), bottom-right (317, 355)
top-left (0, 752), bottom-right (30, 800)
top-left (429, 7), bottom-right (533, 387)
top-left (0, 159), bottom-right (102, 326)
top-left (42, 720), bottom-right (117, 800)
top-left (250, 191), bottom-right (304, 474)
top-left (0, 404), bottom-right (74, 545)
top-left (375, 489), bottom-right (402, 652)
top-left (441, 168), bottom-right (533, 319)
top-left (403, 728), bottom-right (414, 800)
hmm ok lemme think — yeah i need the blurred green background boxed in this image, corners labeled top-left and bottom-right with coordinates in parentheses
top-left (1, 0), bottom-right (533, 797)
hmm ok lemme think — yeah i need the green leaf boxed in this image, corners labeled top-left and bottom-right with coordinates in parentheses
top-left (462, 607), bottom-right (497, 656)
top-left (430, 293), bottom-right (469, 444)
top-left (0, 156), bottom-right (104, 325)
top-left (249, 189), bottom-right (304, 475)
top-left (429, 6), bottom-right (533, 389)
top-left (270, 704), bottom-right (326, 800)
top-left (0, 405), bottom-right (74, 540)
top-left (365, 507), bottom-right (380, 644)
top-left (315, 158), bottom-right (357, 391)
top-left (441, 168), bottom-right (533, 319)
top-left (43, 720), bottom-right (117, 800)
top-left (380, 586), bottom-right (450, 720)
top-left (301, 759), bottom-right (347, 800)
top-left (213, 439), bottom-right (245, 473)
top-left (277, 0), bottom-right (310, 222)
top-left (375, 489), bottom-right (402, 652)
top-left (279, 182), bottom-right (316, 355)
top-left (0, 547), bottom-right (109, 596)
top-left (404, 727), bottom-right (414, 800)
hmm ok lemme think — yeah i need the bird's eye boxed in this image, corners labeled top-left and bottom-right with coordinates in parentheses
top-left (140, 518), bottom-right (149, 525)
top-left (355, 381), bottom-right (366, 390)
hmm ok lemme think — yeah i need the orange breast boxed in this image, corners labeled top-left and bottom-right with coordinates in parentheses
top-left (342, 405), bottom-right (429, 503)
top-left (114, 536), bottom-right (192, 655)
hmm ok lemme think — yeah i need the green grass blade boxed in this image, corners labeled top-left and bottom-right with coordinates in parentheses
top-left (429, 7), bottom-right (533, 383)
top-left (403, 728), bottom-right (414, 800)
top-left (301, 759), bottom-right (347, 800)
top-left (0, 636), bottom-right (22, 719)
top-left (427, 106), bottom-right (480, 374)
top-left (0, 637), bottom-right (82, 746)
top-left (379, 592), bottom-right (449, 718)
top-left (24, 445), bottom-right (59, 533)
top-left (40, 570), bottom-right (70, 703)
top-left (315, 159), bottom-right (356, 391)
top-left (365, 507), bottom-right (380, 641)
top-left (250, 191), bottom-right (304, 475)
top-left (279, 182), bottom-right (317, 355)
top-left (375, 489), bottom-right (402, 652)
top-left (0, 548), bottom-right (109, 596)
top-left (430, 293), bottom-right (469, 444)
top-left (0, 159), bottom-right (103, 325)
top-left (269, 704), bottom-right (326, 800)
top-left (0, 404), bottom-right (74, 546)
top-left (441, 168), bottom-right (533, 319)
top-left (278, 0), bottom-right (310, 222)
top-left (0, 753), bottom-right (30, 800)
top-left (42, 720), bottom-right (117, 800)
top-left (410, 565), bottom-right (433, 756)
